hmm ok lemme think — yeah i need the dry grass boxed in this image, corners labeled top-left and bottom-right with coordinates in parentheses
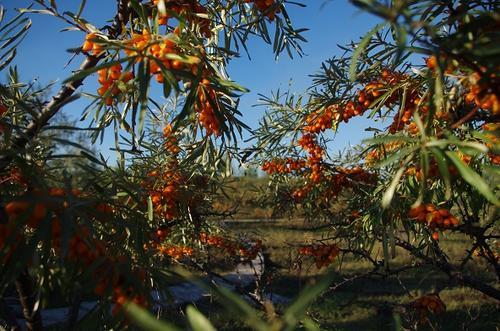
top-left (220, 218), bottom-right (500, 330)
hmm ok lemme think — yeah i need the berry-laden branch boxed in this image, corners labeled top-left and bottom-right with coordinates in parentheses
top-left (1, 2), bottom-right (131, 330)
top-left (0, 0), bottom-right (131, 171)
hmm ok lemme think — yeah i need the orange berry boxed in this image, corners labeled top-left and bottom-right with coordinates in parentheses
top-left (82, 40), bottom-right (93, 52)
top-left (171, 60), bottom-right (183, 70)
top-left (97, 86), bottom-right (108, 96)
top-left (426, 56), bottom-right (437, 70)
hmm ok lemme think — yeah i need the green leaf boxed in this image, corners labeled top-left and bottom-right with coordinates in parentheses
top-left (382, 166), bottom-right (406, 209)
top-left (445, 151), bottom-right (499, 206)
top-left (349, 23), bottom-right (386, 81)
top-left (147, 196), bottom-right (153, 222)
top-left (374, 146), bottom-right (416, 169)
top-left (18, 9), bottom-right (54, 16)
top-left (215, 285), bottom-right (268, 331)
top-left (129, 0), bottom-right (150, 29)
top-left (186, 306), bottom-right (217, 331)
top-left (429, 147), bottom-right (451, 199)
top-left (76, 0), bottom-right (87, 18)
top-left (0, 48), bottom-right (16, 71)
top-left (124, 302), bottom-right (183, 331)
top-left (63, 57), bottom-right (135, 83)
top-left (172, 267), bottom-right (268, 331)
top-left (283, 269), bottom-right (335, 330)
top-left (363, 133), bottom-right (416, 145)
top-left (302, 318), bottom-right (320, 331)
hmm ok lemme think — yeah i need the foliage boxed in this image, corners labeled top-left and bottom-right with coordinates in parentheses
top-left (0, 1), bottom-right (311, 330)
top-left (0, 0), bottom-right (498, 330)
top-left (253, 0), bottom-right (499, 328)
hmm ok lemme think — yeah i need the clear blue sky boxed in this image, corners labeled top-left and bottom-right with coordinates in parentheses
top-left (5, 0), bottom-right (382, 161)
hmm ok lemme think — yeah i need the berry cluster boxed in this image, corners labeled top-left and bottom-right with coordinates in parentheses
top-left (86, 24), bottom-right (228, 137)
top-left (157, 245), bottom-right (194, 260)
top-left (93, 264), bottom-right (148, 315)
top-left (124, 30), bottom-right (223, 136)
top-left (425, 55), bottom-right (438, 71)
top-left (52, 221), bottom-right (107, 266)
top-left (124, 29), bottom-right (197, 83)
top-left (342, 166), bottom-right (377, 180)
top-left (124, 29), bottom-right (153, 61)
top-left (406, 122), bottom-right (420, 136)
top-left (0, 103), bottom-right (7, 116)
top-left (303, 105), bottom-right (339, 134)
top-left (199, 233), bottom-right (263, 260)
top-left (425, 54), bottom-right (458, 75)
top-left (3, 189), bottom-right (108, 266)
top-left (483, 123), bottom-right (500, 165)
top-left (298, 244), bottom-right (339, 269)
top-left (163, 124), bottom-right (181, 154)
top-left (196, 80), bottom-right (221, 136)
top-left (405, 152), bottom-right (471, 181)
top-left (149, 37), bottom-right (187, 83)
top-left (238, 240), bottom-right (262, 260)
top-left (261, 158), bottom-right (306, 175)
top-left (412, 294), bottom-right (446, 323)
top-left (408, 204), bottom-right (460, 233)
top-left (245, 0), bottom-right (281, 20)
top-left (111, 283), bottom-right (148, 316)
top-left (304, 69), bottom-right (424, 135)
top-left (263, 125), bottom-right (377, 202)
top-left (388, 95), bottom-right (427, 134)
top-left (342, 69), bottom-right (406, 126)
top-left (154, 226), bottom-right (171, 242)
top-left (465, 71), bottom-right (499, 114)
top-left (2, 188), bottom-right (148, 315)
top-left (97, 64), bottom-right (134, 106)
top-left (144, 225), bottom-right (186, 259)
top-left (82, 33), bottom-right (104, 55)
top-left (153, 0), bottom-right (211, 37)
top-left (324, 167), bottom-right (377, 198)
top-left (297, 133), bottom-right (324, 183)
top-left (4, 200), bottom-right (47, 229)
top-left (365, 141), bottom-right (402, 165)
top-left (145, 167), bottom-right (185, 220)
top-left (291, 185), bottom-right (312, 201)
top-left (405, 162), bottom-right (439, 181)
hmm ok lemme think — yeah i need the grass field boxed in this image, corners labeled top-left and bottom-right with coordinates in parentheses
top-left (216, 219), bottom-right (499, 330)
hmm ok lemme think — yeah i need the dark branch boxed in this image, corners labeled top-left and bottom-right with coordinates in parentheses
top-left (0, 0), bottom-right (132, 171)
top-left (15, 270), bottom-right (43, 331)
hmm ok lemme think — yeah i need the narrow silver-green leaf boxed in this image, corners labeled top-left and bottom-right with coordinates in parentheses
top-left (382, 166), bottom-right (406, 208)
top-left (445, 151), bottom-right (499, 206)
top-left (349, 23), bottom-right (385, 81)
top-left (186, 306), bottom-right (217, 331)
top-left (283, 269), bottom-right (335, 330)
top-left (147, 196), bottom-right (153, 222)
top-left (124, 302), bottom-right (183, 331)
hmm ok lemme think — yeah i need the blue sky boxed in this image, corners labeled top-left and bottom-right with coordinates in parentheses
top-left (5, 0), bottom-right (382, 161)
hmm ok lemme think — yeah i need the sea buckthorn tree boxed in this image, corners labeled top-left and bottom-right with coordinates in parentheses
top-left (253, 0), bottom-right (499, 327)
top-left (0, 1), bottom-right (318, 330)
